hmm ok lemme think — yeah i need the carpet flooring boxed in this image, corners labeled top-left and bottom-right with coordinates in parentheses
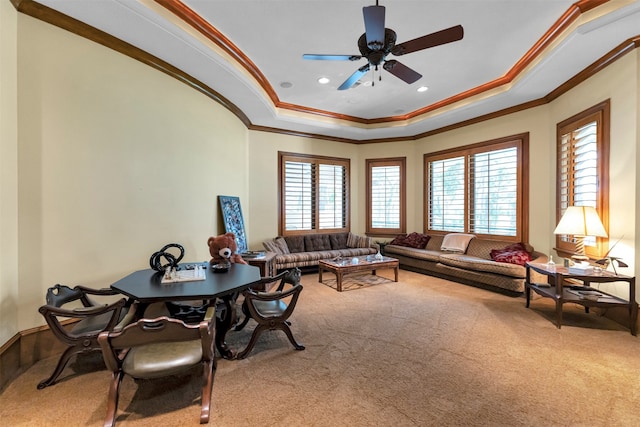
top-left (2, 269), bottom-right (640, 426)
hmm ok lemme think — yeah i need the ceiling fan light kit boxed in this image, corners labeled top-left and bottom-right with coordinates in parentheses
top-left (303, 1), bottom-right (464, 90)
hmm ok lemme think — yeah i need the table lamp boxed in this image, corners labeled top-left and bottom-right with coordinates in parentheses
top-left (553, 206), bottom-right (607, 262)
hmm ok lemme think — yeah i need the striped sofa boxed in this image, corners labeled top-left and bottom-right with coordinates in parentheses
top-left (384, 234), bottom-right (546, 295)
top-left (263, 232), bottom-right (379, 272)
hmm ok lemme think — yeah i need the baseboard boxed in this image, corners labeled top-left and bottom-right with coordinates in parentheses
top-left (0, 325), bottom-right (66, 392)
top-left (0, 333), bottom-right (21, 392)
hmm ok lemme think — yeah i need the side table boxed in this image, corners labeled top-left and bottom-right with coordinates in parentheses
top-left (244, 251), bottom-right (277, 277)
top-left (525, 262), bottom-right (637, 335)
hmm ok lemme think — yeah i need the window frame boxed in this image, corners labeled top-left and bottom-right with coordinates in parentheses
top-left (423, 133), bottom-right (529, 242)
top-left (278, 151), bottom-right (350, 236)
top-left (555, 100), bottom-right (610, 259)
top-left (365, 157), bottom-right (406, 236)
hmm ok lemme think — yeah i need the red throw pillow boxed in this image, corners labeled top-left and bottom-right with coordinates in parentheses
top-left (402, 232), bottom-right (431, 249)
top-left (490, 242), bottom-right (532, 266)
top-left (389, 234), bottom-right (408, 246)
top-left (491, 250), bottom-right (531, 266)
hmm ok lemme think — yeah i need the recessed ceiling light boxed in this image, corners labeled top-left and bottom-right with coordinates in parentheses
top-left (417, 86), bottom-right (429, 92)
top-left (280, 81), bottom-right (293, 88)
top-left (318, 77), bottom-right (330, 84)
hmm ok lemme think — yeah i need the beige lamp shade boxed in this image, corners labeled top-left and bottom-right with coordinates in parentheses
top-left (553, 206), bottom-right (607, 237)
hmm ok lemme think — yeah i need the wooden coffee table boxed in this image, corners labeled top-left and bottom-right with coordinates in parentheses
top-left (318, 255), bottom-right (399, 292)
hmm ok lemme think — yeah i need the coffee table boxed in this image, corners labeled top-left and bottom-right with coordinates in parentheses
top-left (318, 255), bottom-right (399, 292)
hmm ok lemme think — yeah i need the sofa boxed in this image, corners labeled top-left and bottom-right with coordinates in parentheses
top-left (384, 232), bottom-right (547, 295)
top-left (263, 232), bottom-right (379, 272)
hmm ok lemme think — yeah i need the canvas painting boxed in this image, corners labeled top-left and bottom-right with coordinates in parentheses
top-left (218, 195), bottom-right (248, 253)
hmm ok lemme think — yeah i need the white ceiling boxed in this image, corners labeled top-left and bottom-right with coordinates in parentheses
top-left (33, 0), bottom-right (640, 141)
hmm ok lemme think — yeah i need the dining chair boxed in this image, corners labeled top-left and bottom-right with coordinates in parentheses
top-left (98, 312), bottom-right (216, 426)
top-left (37, 284), bottom-right (133, 389)
top-left (234, 270), bottom-right (305, 359)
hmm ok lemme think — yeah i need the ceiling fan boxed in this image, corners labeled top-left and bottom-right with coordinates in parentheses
top-left (303, 1), bottom-right (464, 90)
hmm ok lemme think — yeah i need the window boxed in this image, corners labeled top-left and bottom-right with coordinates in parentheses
top-left (555, 100), bottom-right (609, 258)
top-left (366, 157), bottom-right (406, 236)
top-left (279, 152), bottom-right (350, 235)
top-left (424, 134), bottom-right (529, 242)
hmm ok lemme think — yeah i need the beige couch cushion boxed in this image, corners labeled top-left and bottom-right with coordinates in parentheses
top-left (438, 254), bottom-right (526, 279)
top-left (384, 245), bottom-right (441, 262)
top-left (425, 235), bottom-right (444, 251)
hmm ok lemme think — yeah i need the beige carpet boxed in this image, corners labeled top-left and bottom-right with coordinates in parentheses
top-left (2, 270), bottom-right (640, 426)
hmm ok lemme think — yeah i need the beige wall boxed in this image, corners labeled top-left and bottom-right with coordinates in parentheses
top-left (14, 15), bottom-right (249, 332)
top-left (1, 10), bottom-right (639, 344)
top-left (0, 0), bottom-right (19, 345)
top-left (247, 132), bottom-right (363, 246)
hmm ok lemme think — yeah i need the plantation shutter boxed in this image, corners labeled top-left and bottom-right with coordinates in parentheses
top-left (280, 152), bottom-right (350, 235)
top-left (559, 121), bottom-right (598, 211)
top-left (469, 147), bottom-right (518, 236)
top-left (428, 156), bottom-right (465, 232)
top-left (425, 134), bottom-right (526, 241)
top-left (558, 120), bottom-right (599, 246)
top-left (318, 164), bottom-right (346, 229)
top-left (284, 160), bottom-right (314, 231)
top-left (370, 165), bottom-right (400, 228)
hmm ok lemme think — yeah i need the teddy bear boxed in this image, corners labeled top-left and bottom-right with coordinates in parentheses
top-left (207, 232), bottom-right (247, 265)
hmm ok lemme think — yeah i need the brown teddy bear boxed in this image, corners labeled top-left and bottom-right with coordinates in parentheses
top-left (207, 232), bottom-right (247, 265)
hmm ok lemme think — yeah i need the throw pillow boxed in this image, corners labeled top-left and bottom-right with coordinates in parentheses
top-left (359, 235), bottom-right (372, 248)
top-left (273, 237), bottom-right (290, 254)
top-left (263, 239), bottom-right (279, 254)
top-left (402, 232), bottom-right (430, 249)
top-left (389, 234), bottom-right (408, 246)
top-left (262, 237), bottom-right (290, 255)
top-left (489, 242), bottom-right (527, 260)
top-left (347, 232), bottom-right (371, 248)
top-left (490, 242), bottom-right (532, 266)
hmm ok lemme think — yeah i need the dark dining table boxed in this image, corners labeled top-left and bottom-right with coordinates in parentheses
top-left (111, 262), bottom-right (261, 359)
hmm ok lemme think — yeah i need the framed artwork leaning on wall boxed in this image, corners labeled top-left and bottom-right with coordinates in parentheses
top-left (218, 195), bottom-right (248, 254)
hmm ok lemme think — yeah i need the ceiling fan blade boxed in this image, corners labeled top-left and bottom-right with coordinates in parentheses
top-left (338, 64), bottom-right (370, 90)
top-left (303, 54), bottom-right (362, 61)
top-left (363, 5), bottom-right (385, 50)
top-left (383, 60), bottom-right (422, 84)
top-left (392, 25), bottom-right (464, 56)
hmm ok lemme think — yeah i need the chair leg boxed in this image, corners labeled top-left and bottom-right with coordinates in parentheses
top-left (104, 371), bottom-right (124, 427)
top-left (235, 324), bottom-right (268, 359)
top-left (200, 359), bottom-right (215, 424)
top-left (234, 300), bottom-right (251, 331)
top-left (37, 346), bottom-right (78, 389)
top-left (279, 323), bottom-right (305, 351)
